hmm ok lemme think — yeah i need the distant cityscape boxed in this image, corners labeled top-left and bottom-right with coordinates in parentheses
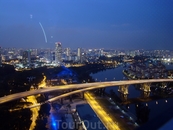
top-left (0, 43), bottom-right (173, 71)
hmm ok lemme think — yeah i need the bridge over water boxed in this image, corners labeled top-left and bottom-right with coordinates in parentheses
top-left (0, 79), bottom-right (173, 105)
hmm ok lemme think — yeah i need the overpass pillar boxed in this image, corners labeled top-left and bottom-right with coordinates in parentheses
top-left (140, 83), bottom-right (151, 98)
top-left (118, 85), bottom-right (129, 101)
top-left (80, 92), bottom-right (84, 99)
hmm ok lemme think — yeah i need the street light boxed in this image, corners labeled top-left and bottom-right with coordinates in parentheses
top-left (156, 101), bottom-right (158, 104)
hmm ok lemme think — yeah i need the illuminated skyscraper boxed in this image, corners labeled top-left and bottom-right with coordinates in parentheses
top-left (77, 48), bottom-right (81, 62)
top-left (98, 49), bottom-right (103, 57)
top-left (64, 48), bottom-right (70, 61)
top-left (66, 48), bottom-right (70, 57)
top-left (55, 42), bottom-right (62, 64)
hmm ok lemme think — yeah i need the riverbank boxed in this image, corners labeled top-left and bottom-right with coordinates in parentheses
top-left (123, 69), bottom-right (137, 80)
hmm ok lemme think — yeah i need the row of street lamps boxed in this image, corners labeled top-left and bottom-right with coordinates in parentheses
top-left (94, 77), bottom-right (117, 82)
top-left (82, 77), bottom-right (118, 83)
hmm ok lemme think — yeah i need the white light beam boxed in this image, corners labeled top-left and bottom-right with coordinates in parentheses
top-left (39, 22), bottom-right (47, 43)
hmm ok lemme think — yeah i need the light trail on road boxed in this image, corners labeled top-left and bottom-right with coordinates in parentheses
top-left (27, 75), bottom-right (47, 130)
top-left (27, 94), bottom-right (40, 130)
top-left (38, 75), bottom-right (46, 88)
top-left (84, 92), bottom-right (121, 130)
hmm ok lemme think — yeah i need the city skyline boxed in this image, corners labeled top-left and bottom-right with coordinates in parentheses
top-left (0, 0), bottom-right (173, 49)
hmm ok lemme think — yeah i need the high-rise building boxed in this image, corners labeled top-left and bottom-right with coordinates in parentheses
top-left (22, 50), bottom-right (31, 66)
top-left (66, 48), bottom-right (70, 57)
top-left (64, 48), bottom-right (71, 61)
top-left (55, 42), bottom-right (62, 64)
top-left (77, 48), bottom-right (81, 62)
top-left (52, 51), bottom-right (55, 61)
top-left (31, 49), bottom-right (38, 56)
top-left (44, 49), bottom-right (51, 62)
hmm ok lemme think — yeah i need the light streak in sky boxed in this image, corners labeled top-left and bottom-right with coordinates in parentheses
top-left (39, 22), bottom-right (47, 43)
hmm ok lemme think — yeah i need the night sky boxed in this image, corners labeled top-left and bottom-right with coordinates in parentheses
top-left (0, 0), bottom-right (173, 49)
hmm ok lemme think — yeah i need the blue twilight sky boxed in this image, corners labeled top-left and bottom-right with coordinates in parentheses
top-left (0, 0), bottom-right (173, 49)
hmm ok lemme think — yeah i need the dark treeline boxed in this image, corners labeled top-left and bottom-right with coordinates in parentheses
top-left (0, 64), bottom-right (63, 130)
top-left (0, 101), bottom-right (32, 130)
top-left (70, 63), bottom-right (105, 83)
top-left (70, 63), bottom-right (113, 83)
top-left (0, 65), bottom-right (64, 97)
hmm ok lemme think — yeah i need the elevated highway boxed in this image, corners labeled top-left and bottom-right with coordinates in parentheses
top-left (0, 79), bottom-right (173, 104)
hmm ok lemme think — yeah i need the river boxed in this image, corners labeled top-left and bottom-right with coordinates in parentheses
top-left (90, 65), bottom-right (173, 122)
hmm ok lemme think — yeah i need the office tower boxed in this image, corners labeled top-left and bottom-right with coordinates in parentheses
top-left (31, 49), bottom-right (38, 56)
top-left (66, 48), bottom-right (70, 57)
top-left (55, 42), bottom-right (62, 64)
top-left (44, 48), bottom-right (51, 62)
top-left (22, 50), bottom-right (31, 66)
top-left (64, 48), bottom-right (70, 60)
top-left (98, 49), bottom-right (104, 57)
top-left (52, 51), bottom-right (55, 61)
top-left (77, 48), bottom-right (81, 62)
